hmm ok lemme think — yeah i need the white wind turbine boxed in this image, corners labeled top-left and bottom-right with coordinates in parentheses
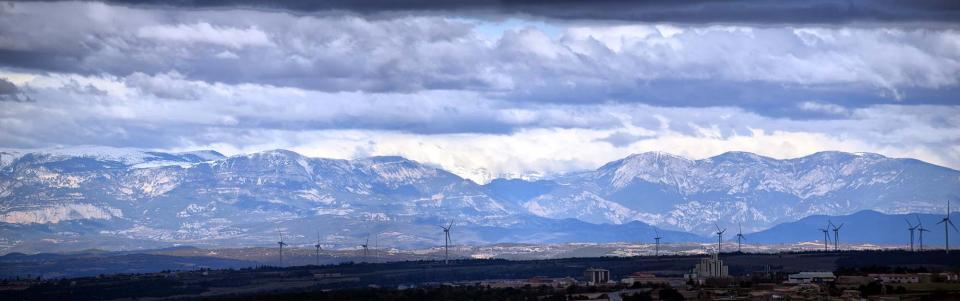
top-left (735, 222), bottom-right (746, 253)
top-left (905, 218), bottom-right (918, 251)
top-left (714, 224), bottom-right (726, 260)
top-left (314, 230), bottom-right (322, 266)
top-left (916, 215), bottom-right (930, 252)
top-left (653, 229), bottom-right (663, 257)
top-left (360, 235), bottom-right (370, 262)
top-left (818, 223), bottom-right (832, 252)
top-left (276, 227), bottom-right (287, 266)
top-left (937, 200), bottom-right (958, 253)
top-left (830, 220), bottom-right (844, 251)
top-left (441, 221), bottom-right (454, 264)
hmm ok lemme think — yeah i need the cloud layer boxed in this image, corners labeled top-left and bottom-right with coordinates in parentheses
top-left (98, 0), bottom-right (960, 23)
top-left (3, 2), bottom-right (959, 105)
top-left (0, 1), bottom-right (958, 182)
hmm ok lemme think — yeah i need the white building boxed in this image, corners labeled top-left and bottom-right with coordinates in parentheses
top-left (694, 257), bottom-right (729, 278)
top-left (685, 252), bottom-right (730, 283)
top-left (584, 268), bottom-right (611, 285)
top-left (787, 272), bottom-right (836, 284)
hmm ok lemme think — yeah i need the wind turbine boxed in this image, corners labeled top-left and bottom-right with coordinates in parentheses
top-left (441, 221), bottom-right (453, 264)
top-left (831, 221), bottom-right (844, 251)
top-left (360, 235), bottom-right (370, 261)
top-left (905, 218), bottom-right (918, 251)
top-left (714, 224), bottom-right (726, 260)
top-left (735, 222), bottom-right (746, 253)
top-left (314, 230), bottom-right (322, 266)
top-left (276, 227), bottom-right (287, 266)
top-left (916, 215), bottom-right (930, 252)
top-left (653, 229), bottom-right (663, 257)
top-left (937, 200), bottom-right (958, 253)
top-left (819, 224), bottom-right (832, 252)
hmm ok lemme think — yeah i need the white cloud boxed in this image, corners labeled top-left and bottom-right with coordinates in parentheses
top-left (797, 101), bottom-right (849, 115)
top-left (137, 22), bottom-right (274, 49)
top-left (2, 2), bottom-right (958, 100)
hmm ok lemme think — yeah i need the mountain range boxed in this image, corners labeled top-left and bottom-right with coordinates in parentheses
top-left (0, 147), bottom-right (957, 253)
top-left (747, 210), bottom-right (959, 246)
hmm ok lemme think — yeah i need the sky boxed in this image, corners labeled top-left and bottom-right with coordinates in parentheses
top-left (0, 0), bottom-right (958, 183)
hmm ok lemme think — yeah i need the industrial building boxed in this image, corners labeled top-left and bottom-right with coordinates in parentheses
top-left (787, 272), bottom-right (836, 284)
top-left (620, 272), bottom-right (669, 286)
top-left (685, 254), bottom-right (730, 283)
top-left (583, 268), bottom-right (611, 285)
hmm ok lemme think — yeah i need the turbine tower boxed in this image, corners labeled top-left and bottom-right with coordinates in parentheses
top-left (735, 222), bottom-right (746, 253)
top-left (831, 221), bottom-right (844, 251)
top-left (360, 235), bottom-right (370, 261)
top-left (441, 221), bottom-right (453, 264)
top-left (937, 200), bottom-right (958, 253)
top-left (819, 225), bottom-right (832, 252)
top-left (314, 230), bottom-right (322, 266)
top-left (917, 215), bottom-right (930, 252)
top-left (905, 218), bottom-right (918, 251)
top-left (714, 224), bottom-right (726, 260)
top-left (653, 229), bottom-right (662, 257)
top-left (276, 227), bottom-right (287, 266)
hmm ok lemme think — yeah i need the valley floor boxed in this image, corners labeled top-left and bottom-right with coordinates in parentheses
top-left (2, 250), bottom-right (959, 300)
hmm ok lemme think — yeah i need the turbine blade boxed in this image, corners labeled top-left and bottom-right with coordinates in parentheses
top-left (905, 218), bottom-right (913, 228)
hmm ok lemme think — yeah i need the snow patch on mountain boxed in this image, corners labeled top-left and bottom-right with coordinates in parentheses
top-left (32, 169), bottom-right (87, 188)
top-left (177, 202), bottom-right (217, 218)
top-left (362, 157), bottom-right (438, 183)
top-left (0, 151), bottom-right (23, 168)
top-left (599, 152), bottom-right (693, 189)
top-left (297, 189), bottom-right (335, 204)
top-left (11, 146), bottom-right (163, 165)
top-left (523, 191), bottom-right (636, 224)
top-left (1, 204), bottom-right (123, 224)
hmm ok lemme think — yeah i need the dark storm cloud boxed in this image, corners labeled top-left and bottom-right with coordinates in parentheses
top-left (595, 131), bottom-right (650, 148)
top-left (102, 0), bottom-right (960, 23)
top-left (0, 78), bottom-right (31, 102)
top-left (1, 2), bottom-right (957, 114)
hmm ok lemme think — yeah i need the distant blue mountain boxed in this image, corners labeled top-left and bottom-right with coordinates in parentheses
top-left (746, 210), bottom-right (960, 246)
